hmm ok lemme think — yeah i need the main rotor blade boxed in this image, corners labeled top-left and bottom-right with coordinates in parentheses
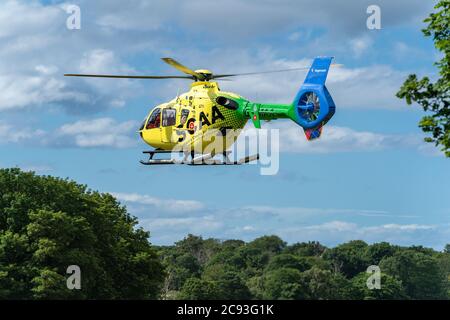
top-left (64, 74), bottom-right (194, 79)
top-left (212, 67), bottom-right (310, 79)
top-left (212, 63), bottom-right (343, 79)
top-left (161, 58), bottom-right (203, 79)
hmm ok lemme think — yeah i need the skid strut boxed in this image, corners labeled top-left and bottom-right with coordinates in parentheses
top-left (140, 150), bottom-right (259, 165)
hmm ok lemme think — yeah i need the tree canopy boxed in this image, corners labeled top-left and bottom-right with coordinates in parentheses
top-left (0, 168), bottom-right (165, 299)
top-left (397, 1), bottom-right (450, 156)
top-left (1, 168), bottom-right (449, 300)
top-left (159, 235), bottom-right (450, 300)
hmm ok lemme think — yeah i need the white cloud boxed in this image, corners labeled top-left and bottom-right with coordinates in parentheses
top-left (305, 221), bottom-right (359, 232)
top-left (112, 192), bottom-right (205, 213)
top-left (76, 49), bottom-right (140, 100)
top-left (0, 0), bottom-right (434, 113)
top-left (1, 118), bottom-right (138, 149)
top-left (277, 221), bottom-right (441, 247)
top-left (102, 0), bottom-right (430, 39)
top-left (236, 122), bottom-right (426, 154)
top-left (140, 216), bottom-right (224, 244)
top-left (350, 37), bottom-right (373, 58)
top-left (213, 52), bottom-right (411, 110)
top-left (0, 117), bottom-right (431, 154)
top-left (0, 73), bottom-right (81, 111)
top-left (0, 1), bottom-right (142, 112)
top-left (128, 197), bottom-right (448, 248)
top-left (0, 121), bottom-right (45, 143)
top-left (365, 224), bottom-right (435, 232)
top-left (114, 193), bottom-right (445, 247)
top-left (0, 1), bottom-right (61, 40)
top-left (56, 118), bottom-right (138, 148)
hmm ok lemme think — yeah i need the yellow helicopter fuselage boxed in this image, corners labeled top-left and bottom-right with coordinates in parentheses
top-left (65, 56), bottom-right (337, 163)
top-left (139, 81), bottom-right (247, 153)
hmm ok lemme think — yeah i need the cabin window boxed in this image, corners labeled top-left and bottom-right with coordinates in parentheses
top-left (180, 109), bottom-right (189, 126)
top-left (162, 108), bottom-right (176, 127)
top-left (146, 108), bottom-right (161, 129)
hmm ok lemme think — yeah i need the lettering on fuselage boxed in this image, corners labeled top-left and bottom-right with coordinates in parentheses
top-left (198, 105), bottom-right (225, 127)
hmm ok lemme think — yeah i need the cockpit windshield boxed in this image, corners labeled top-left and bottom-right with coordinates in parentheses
top-left (146, 108), bottom-right (161, 129)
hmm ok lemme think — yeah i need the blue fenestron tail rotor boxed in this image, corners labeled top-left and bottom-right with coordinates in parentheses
top-left (290, 57), bottom-right (336, 140)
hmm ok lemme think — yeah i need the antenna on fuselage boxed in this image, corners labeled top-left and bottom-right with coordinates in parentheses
top-left (176, 88), bottom-right (180, 103)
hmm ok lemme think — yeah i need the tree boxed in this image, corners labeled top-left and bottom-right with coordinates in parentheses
top-left (178, 278), bottom-right (221, 300)
top-left (202, 264), bottom-right (252, 299)
top-left (445, 244), bottom-right (450, 254)
top-left (262, 268), bottom-right (307, 299)
top-left (174, 235), bottom-right (220, 266)
top-left (397, 1), bottom-right (450, 156)
top-left (323, 240), bottom-right (370, 278)
top-left (247, 235), bottom-right (286, 255)
top-left (365, 242), bottom-right (398, 265)
top-left (236, 246), bottom-right (271, 276)
top-left (0, 168), bottom-right (165, 299)
top-left (206, 247), bottom-right (247, 270)
top-left (350, 272), bottom-right (407, 300)
top-left (299, 267), bottom-right (351, 300)
top-left (380, 250), bottom-right (447, 299)
top-left (284, 241), bottom-right (327, 257)
top-left (435, 252), bottom-right (450, 298)
top-left (265, 254), bottom-right (311, 272)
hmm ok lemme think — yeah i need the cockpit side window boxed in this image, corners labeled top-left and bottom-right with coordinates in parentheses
top-left (146, 108), bottom-right (161, 129)
top-left (162, 108), bottom-right (176, 127)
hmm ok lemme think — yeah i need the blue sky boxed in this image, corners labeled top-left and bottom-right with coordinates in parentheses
top-left (1, 0), bottom-right (449, 249)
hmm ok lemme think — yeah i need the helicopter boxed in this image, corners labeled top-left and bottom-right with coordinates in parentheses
top-left (64, 56), bottom-right (337, 165)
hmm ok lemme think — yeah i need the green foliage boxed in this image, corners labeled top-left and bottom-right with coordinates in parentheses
top-left (2, 169), bottom-right (449, 300)
top-left (380, 250), bottom-right (447, 299)
top-left (174, 234), bottom-right (220, 265)
top-left (159, 235), bottom-right (450, 300)
top-left (350, 272), bottom-right (407, 300)
top-left (365, 242), bottom-right (398, 265)
top-left (178, 278), bottom-right (221, 300)
top-left (247, 235), bottom-right (286, 255)
top-left (444, 244), bottom-right (450, 253)
top-left (299, 267), bottom-right (351, 300)
top-left (262, 268), bottom-right (306, 299)
top-left (0, 168), bottom-right (165, 299)
top-left (323, 240), bottom-right (370, 278)
top-left (265, 254), bottom-right (311, 272)
top-left (396, 1), bottom-right (450, 156)
top-left (283, 241), bottom-right (327, 257)
top-left (202, 264), bottom-right (252, 299)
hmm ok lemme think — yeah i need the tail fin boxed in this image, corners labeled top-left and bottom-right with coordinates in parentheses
top-left (288, 56), bottom-right (336, 141)
top-left (304, 56), bottom-right (333, 85)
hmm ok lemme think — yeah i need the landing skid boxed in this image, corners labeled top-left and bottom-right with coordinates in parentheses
top-left (140, 150), bottom-right (259, 166)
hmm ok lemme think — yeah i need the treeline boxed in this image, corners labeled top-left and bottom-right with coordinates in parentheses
top-left (157, 235), bottom-right (450, 300)
top-left (1, 169), bottom-right (449, 300)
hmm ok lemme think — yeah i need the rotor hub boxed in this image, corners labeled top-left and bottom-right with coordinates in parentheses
top-left (194, 69), bottom-right (213, 81)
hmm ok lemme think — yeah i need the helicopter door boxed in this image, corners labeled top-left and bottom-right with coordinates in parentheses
top-left (162, 108), bottom-right (176, 143)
